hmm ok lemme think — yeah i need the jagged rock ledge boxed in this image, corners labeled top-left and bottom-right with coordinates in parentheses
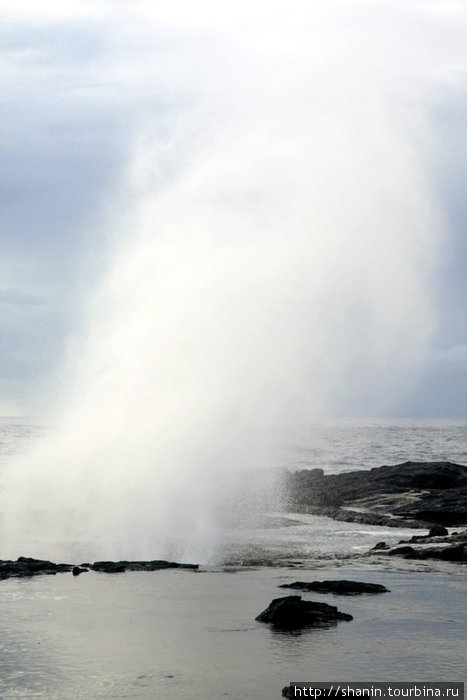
top-left (0, 558), bottom-right (199, 581)
top-left (283, 461), bottom-right (467, 528)
top-left (367, 529), bottom-right (467, 563)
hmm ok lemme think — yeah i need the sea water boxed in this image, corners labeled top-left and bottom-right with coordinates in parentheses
top-left (0, 417), bottom-right (466, 698)
top-left (0, 566), bottom-right (465, 699)
top-left (1, 416), bottom-right (466, 473)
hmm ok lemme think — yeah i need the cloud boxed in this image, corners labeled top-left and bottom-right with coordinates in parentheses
top-left (0, 288), bottom-right (47, 306)
top-left (433, 345), bottom-right (467, 370)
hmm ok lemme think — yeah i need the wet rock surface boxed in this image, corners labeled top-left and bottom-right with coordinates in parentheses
top-left (0, 558), bottom-right (199, 581)
top-left (368, 530), bottom-right (467, 563)
top-left (256, 595), bottom-right (353, 628)
top-left (371, 541), bottom-right (390, 551)
top-left (0, 557), bottom-right (73, 580)
top-left (428, 524), bottom-right (449, 537)
top-left (283, 461), bottom-right (467, 527)
top-left (279, 579), bottom-right (389, 594)
top-left (90, 560), bottom-right (199, 573)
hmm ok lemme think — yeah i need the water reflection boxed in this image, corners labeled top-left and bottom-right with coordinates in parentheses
top-left (0, 566), bottom-right (465, 698)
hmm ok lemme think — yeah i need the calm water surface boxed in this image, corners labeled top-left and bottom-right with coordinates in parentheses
top-left (0, 566), bottom-right (465, 699)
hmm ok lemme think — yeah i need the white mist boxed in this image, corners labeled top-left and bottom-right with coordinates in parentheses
top-left (1, 1), bottom-right (449, 562)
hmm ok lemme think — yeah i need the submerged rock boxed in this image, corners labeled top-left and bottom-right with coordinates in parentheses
top-left (279, 580), bottom-right (389, 595)
top-left (255, 595), bottom-right (353, 628)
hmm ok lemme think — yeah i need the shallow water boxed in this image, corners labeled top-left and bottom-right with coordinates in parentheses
top-left (219, 511), bottom-right (453, 570)
top-left (0, 418), bottom-right (465, 697)
top-left (0, 565), bottom-right (465, 699)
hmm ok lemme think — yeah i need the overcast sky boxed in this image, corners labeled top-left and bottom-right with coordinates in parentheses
top-left (1, 0), bottom-right (466, 418)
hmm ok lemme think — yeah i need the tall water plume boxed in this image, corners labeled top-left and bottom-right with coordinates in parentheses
top-left (1, 1), bottom-right (448, 562)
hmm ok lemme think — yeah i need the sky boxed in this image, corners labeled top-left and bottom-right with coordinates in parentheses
top-left (1, 0), bottom-right (466, 418)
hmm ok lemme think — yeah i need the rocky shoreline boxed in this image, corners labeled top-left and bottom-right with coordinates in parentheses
top-left (2, 528), bottom-right (465, 582)
top-left (2, 462), bottom-right (466, 580)
top-left (0, 558), bottom-right (199, 581)
top-left (366, 528), bottom-right (467, 563)
top-left (282, 460), bottom-right (467, 527)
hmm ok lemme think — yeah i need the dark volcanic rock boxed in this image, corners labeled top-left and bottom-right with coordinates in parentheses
top-left (91, 560), bottom-right (199, 573)
top-left (371, 541), bottom-right (389, 550)
top-left (387, 546), bottom-right (417, 556)
top-left (0, 557), bottom-right (73, 580)
top-left (126, 560), bottom-right (199, 571)
top-left (303, 506), bottom-right (426, 529)
top-left (398, 527), bottom-right (457, 545)
top-left (429, 524), bottom-right (449, 537)
top-left (255, 595), bottom-right (353, 628)
top-left (387, 543), bottom-right (467, 563)
top-left (370, 530), bottom-right (467, 563)
top-left (0, 558), bottom-right (199, 581)
top-left (283, 461), bottom-right (467, 527)
top-left (279, 580), bottom-right (389, 595)
top-left (419, 543), bottom-right (466, 562)
top-left (91, 561), bottom-right (127, 573)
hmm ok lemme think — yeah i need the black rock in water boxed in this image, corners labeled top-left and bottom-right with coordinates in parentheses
top-left (90, 560), bottom-right (199, 573)
top-left (0, 557), bottom-right (73, 580)
top-left (126, 560), bottom-right (199, 571)
top-left (387, 546), bottom-right (416, 556)
top-left (428, 524), bottom-right (449, 537)
top-left (0, 558), bottom-right (199, 581)
top-left (279, 580), bottom-right (389, 595)
top-left (387, 542), bottom-right (467, 563)
top-left (91, 562), bottom-right (127, 573)
top-left (255, 595), bottom-right (353, 628)
top-left (398, 527), bottom-right (454, 545)
top-left (369, 530), bottom-right (467, 563)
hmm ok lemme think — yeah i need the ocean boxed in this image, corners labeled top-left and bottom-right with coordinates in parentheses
top-left (1, 417), bottom-right (466, 474)
top-left (0, 417), bottom-right (466, 698)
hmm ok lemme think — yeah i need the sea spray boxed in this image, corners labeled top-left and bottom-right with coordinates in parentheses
top-left (0, 1), bottom-right (443, 562)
